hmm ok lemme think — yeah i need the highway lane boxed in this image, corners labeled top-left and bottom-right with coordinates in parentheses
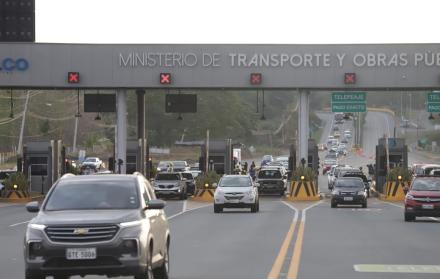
top-left (298, 198), bottom-right (440, 279)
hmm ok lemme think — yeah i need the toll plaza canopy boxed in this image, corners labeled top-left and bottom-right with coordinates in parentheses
top-left (1, 43), bottom-right (440, 89)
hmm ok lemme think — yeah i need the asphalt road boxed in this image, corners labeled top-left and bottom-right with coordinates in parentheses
top-left (1, 111), bottom-right (440, 279)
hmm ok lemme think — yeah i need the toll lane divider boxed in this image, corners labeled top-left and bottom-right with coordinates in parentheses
top-left (286, 181), bottom-right (320, 201)
top-left (191, 188), bottom-right (215, 202)
top-left (382, 181), bottom-right (409, 201)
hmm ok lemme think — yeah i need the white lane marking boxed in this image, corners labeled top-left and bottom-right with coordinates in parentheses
top-left (9, 220), bottom-right (30, 227)
top-left (381, 200), bottom-right (439, 221)
top-left (182, 200), bottom-right (187, 212)
top-left (354, 264), bottom-right (440, 273)
top-left (167, 203), bottom-right (210, 220)
top-left (281, 201), bottom-right (298, 223)
top-left (302, 201), bottom-right (323, 222)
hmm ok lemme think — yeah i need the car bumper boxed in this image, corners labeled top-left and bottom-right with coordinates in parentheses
top-left (405, 205), bottom-right (440, 217)
top-left (155, 189), bottom-right (182, 196)
top-left (215, 195), bottom-right (256, 206)
top-left (332, 195), bottom-right (366, 204)
top-left (25, 241), bottom-right (144, 277)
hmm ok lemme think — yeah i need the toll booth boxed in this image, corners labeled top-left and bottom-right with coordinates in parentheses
top-left (125, 139), bottom-right (147, 175)
top-left (199, 139), bottom-right (233, 175)
top-left (375, 138), bottom-right (408, 192)
top-left (23, 140), bottom-right (64, 194)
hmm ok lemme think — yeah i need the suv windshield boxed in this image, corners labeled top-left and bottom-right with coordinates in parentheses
top-left (156, 173), bottom-right (180, 180)
top-left (45, 180), bottom-right (139, 211)
top-left (412, 179), bottom-right (440, 191)
top-left (258, 170), bottom-right (282, 179)
top-left (172, 161), bottom-right (187, 168)
top-left (335, 179), bottom-right (364, 188)
top-left (182, 173), bottom-right (193, 180)
top-left (220, 177), bottom-right (252, 187)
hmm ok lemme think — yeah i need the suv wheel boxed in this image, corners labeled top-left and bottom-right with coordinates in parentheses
top-left (404, 213), bottom-right (415, 222)
top-left (25, 270), bottom-right (44, 279)
top-left (135, 246), bottom-right (154, 279)
top-left (214, 204), bottom-right (222, 213)
top-left (362, 201), bottom-right (367, 208)
top-left (153, 241), bottom-right (170, 279)
top-left (280, 190), bottom-right (285, 196)
top-left (54, 275), bottom-right (70, 279)
top-left (331, 201), bottom-right (337, 208)
top-left (180, 189), bottom-right (186, 200)
top-left (251, 203), bottom-right (257, 213)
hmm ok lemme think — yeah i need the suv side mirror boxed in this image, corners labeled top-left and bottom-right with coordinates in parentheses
top-left (145, 199), bottom-right (166, 210)
top-left (26, 201), bottom-right (40, 213)
top-left (212, 183), bottom-right (218, 188)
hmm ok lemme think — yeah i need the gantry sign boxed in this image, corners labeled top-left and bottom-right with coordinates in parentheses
top-left (0, 43), bottom-right (440, 89)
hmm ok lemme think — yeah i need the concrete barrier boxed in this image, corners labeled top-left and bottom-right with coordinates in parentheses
top-left (286, 181), bottom-right (320, 201)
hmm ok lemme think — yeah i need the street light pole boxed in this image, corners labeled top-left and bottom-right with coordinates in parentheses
top-left (18, 90), bottom-right (31, 155)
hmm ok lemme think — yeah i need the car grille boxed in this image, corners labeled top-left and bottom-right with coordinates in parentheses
top-left (340, 192), bottom-right (355, 196)
top-left (413, 197), bottom-right (440, 203)
top-left (225, 196), bottom-right (244, 200)
top-left (45, 225), bottom-right (119, 243)
top-left (158, 185), bottom-right (175, 189)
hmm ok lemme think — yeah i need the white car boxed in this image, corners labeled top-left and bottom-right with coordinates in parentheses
top-left (344, 130), bottom-right (352, 138)
top-left (81, 157), bottom-right (103, 169)
top-left (214, 175), bottom-right (259, 213)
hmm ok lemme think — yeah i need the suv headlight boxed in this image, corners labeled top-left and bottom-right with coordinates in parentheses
top-left (215, 188), bottom-right (224, 196)
top-left (28, 224), bottom-right (46, 231)
top-left (332, 191), bottom-right (339, 195)
top-left (406, 194), bottom-right (414, 200)
top-left (357, 191), bottom-right (365, 195)
top-left (120, 220), bottom-right (142, 228)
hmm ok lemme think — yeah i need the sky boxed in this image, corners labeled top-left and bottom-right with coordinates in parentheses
top-left (35, 0), bottom-right (440, 44)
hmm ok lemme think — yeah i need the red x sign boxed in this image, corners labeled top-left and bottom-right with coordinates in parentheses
top-left (250, 73), bottom-right (262, 85)
top-left (160, 73), bottom-right (171, 85)
top-left (344, 73), bottom-right (356, 84)
top-left (68, 72), bottom-right (80, 84)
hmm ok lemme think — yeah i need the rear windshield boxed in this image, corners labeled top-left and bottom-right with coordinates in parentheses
top-left (172, 161), bottom-right (187, 168)
top-left (45, 179), bottom-right (139, 211)
top-left (156, 173), bottom-right (180, 180)
top-left (182, 173), bottom-right (193, 179)
top-left (335, 179), bottom-right (364, 188)
top-left (220, 176), bottom-right (252, 187)
top-left (258, 170), bottom-right (282, 179)
top-left (342, 173), bottom-right (367, 182)
top-left (412, 179), bottom-right (440, 191)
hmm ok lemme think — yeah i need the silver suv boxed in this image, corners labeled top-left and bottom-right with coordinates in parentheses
top-left (24, 173), bottom-right (170, 279)
top-left (213, 175), bottom-right (259, 213)
top-left (153, 172), bottom-right (188, 199)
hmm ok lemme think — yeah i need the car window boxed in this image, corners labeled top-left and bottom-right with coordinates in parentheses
top-left (45, 179), bottom-right (140, 210)
top-left (258, 170), bottom-right (282, 179)
top-left (412, 179), bottom-right (440, 191)
top-left (219, 177), bottom-right (252, 187)
top-left (182, 173), bottom-right (193, 179)
top-left (156, 173), bottom-right (180, 180)
top-left (335, 179), bottom-right (364, 188)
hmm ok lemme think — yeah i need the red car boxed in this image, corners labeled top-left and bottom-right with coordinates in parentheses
top-left (404, 177), bottom-right (440, 221)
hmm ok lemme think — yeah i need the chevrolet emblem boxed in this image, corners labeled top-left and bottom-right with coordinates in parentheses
top-left (73, 228), bottom-right (89, 235)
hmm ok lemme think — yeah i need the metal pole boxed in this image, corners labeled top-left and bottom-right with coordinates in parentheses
top-left (298, 90), bottom-right (309, 165)
top-left (18, 90), bottom-right (31, 155)
top-left (136, 89), bottom-right (146, 175)
top-left (72, 117), bottom-right (79, 153)
top-left (116, 90), bottom-right (127, 174)
top-left (205, 129), bottom-right (210, 173)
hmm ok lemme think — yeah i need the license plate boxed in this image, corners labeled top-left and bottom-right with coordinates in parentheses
top-left (422, 204), bottom-right (434, 210)
top-left (66, 248), bottom-right (97, 260)
top-left (344, 197), bottom-right (353, 201)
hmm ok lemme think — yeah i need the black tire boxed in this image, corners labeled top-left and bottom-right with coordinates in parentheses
top-left (54, 275), bottom-right (69, 279)
top-left (280, 189), bottom-right (285, 197)
top-left (179, 189), bottom-right (186, 200)
top-left (25, 270), bottom-right (44, 279)
top-left (251, 203), bottom-right (257, 213)
top-left (366, 189), bottom-right (370, 198)
top-left (404, 213), bottom-right (415, 222)
top-left (362, 201), bottom-right (367, 208)
top-left (153, 241), bottom-right (170, 279)
top-left (135, 246), bottom-right (154, 279)
top-left (331, 201), bottom-right (337, 208)
top-left (257, 202), bottom-right (260, 212)
top-left (214, 204), bottom-right (222, 213)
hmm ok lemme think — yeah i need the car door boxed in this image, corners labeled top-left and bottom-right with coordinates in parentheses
top-left (140, 179), bottom-right (162, 257)
top-left (144, 179), bottom-right (167, 254)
